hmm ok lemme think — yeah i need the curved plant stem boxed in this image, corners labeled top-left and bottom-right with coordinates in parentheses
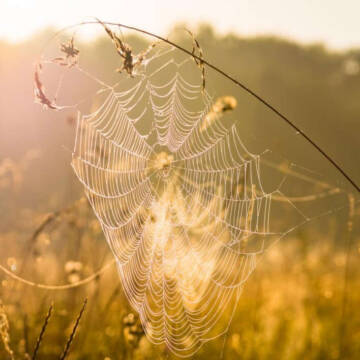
top-left (47, 20), bottom-right (360, 193)
top-left (0, 259), bottom-right (115, 290)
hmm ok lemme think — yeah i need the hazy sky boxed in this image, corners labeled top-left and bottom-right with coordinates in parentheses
top-left (1, 0), bottom-right (360, 49)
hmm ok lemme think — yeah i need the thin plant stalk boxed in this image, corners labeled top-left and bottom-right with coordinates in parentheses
top-left (32, 302), bottom-right (54, 360)
top-left (59, 298), bottom-right (87, 360)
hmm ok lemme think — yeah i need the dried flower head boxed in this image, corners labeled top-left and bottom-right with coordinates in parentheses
top-left (97, 18), bottom-right (156, 77)
top-left (201, 95), bottom-right (237, 132)
top-left (53, 37), bottom-right (79, 67)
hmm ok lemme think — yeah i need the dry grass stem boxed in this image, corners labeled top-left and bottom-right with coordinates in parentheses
top-left (32, 302), bottom-right (54, 360)
top-left (59, 299), bottom-right (88, 360)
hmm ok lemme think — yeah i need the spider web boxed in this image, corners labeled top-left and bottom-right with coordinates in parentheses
top-left (40, 34), bottom-right (349, 357)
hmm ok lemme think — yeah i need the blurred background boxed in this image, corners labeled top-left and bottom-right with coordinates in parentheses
top-left (0, 1), bottom-right (360, 359)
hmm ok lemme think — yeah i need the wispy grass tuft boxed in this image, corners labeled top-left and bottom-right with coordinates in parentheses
top-left (0, 300), bottom-right (14, 360)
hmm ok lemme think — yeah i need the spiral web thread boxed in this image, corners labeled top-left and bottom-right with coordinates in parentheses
top-left (68, 43), bottom-right (342, 356)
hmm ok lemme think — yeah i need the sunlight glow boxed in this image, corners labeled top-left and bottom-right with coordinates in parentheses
top-left (1, 0), bottom-right (360, 49)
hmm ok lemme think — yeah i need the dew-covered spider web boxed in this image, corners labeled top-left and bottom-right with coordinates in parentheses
top-left (36, 24), bottom-right (355, 357)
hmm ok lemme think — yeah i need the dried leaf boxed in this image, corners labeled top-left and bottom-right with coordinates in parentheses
top-left (34, 63), bottom-right (60, 110)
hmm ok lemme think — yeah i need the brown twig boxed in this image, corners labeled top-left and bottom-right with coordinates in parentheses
top-left (59, 299), bottom-right (87, 360)
top-left (32, 302), bottom-right (54, 360)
